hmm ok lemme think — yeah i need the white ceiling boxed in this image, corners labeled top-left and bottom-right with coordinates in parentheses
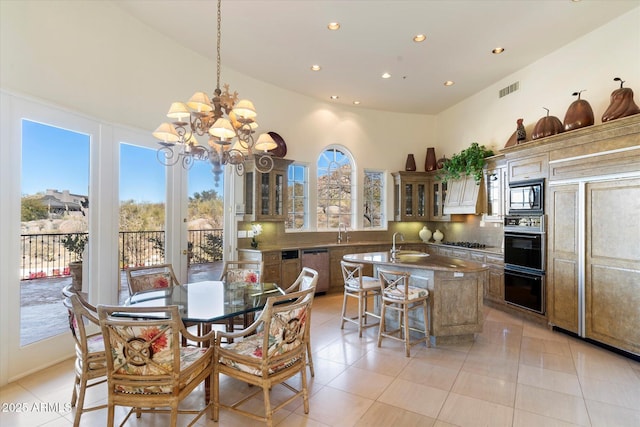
top-left (113, 0), bottom-right (638, 115)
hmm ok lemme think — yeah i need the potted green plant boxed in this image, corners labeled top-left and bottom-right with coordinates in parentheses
top-left (438, 142), bottom-right (494, 184)
top-left (61, 233), bottom-right (88, 292)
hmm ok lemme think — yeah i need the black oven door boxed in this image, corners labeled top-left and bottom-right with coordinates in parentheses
top-left (504, 268), bottom-right (545, 314)
top-left (504, 232), bottom-right (545, 272)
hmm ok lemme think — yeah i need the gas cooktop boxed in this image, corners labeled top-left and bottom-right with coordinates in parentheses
top-left (441, 241), bottom-right (487, 249)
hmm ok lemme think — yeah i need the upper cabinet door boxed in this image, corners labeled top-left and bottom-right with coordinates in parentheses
top-left (392, 171), bottom-right (429, 221)
top-left (244, 156), bottom-right (293, 221)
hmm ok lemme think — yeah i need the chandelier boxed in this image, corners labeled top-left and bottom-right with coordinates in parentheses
top-left (152, 0), bottom-right (276, 183)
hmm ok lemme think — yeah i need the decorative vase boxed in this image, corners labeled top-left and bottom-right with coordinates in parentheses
top-left (418, 226), bottom-right (432, 243)
top-left (433, 229), bottom-right (444, 243)
top-left (425, 147), bottom-right (437, 171)
top-left (405, 154), bottom-right (416, 171)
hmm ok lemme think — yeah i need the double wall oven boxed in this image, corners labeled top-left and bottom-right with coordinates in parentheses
top-left (503, 179), bottom-right (546, 314)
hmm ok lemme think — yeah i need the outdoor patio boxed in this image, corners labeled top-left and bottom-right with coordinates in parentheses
top-left (19, 261), bottom-right (223, 346)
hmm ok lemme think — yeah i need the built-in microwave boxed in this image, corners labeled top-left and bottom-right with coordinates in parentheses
top-left (508, 178), bottom-right (544, 215)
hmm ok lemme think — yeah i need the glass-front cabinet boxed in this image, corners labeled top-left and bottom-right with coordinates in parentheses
top-left (392, 171), bottom-right (429, 221)
top-left (483, 155), bottom-right (506, 222)
top-left (429, 177), bottom-right (450, 221)
top-left (244, 156), bottom-right (293, 221)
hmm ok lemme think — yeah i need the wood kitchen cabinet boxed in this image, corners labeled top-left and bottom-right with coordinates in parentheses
top-left (244, 156), bottom-right (293, 222)
top-left (392, 172), bottom-right (429, 221)
top-left (507, 152), bottom-right (548, 182)
top-left (238, 250), bottom-right (282, 284)
top-left (484, 254), bottom-right (505, 303)
top-left (547, 183), bottom-right (580, 333)
top-left (443, 174), bottom-right (485, 215)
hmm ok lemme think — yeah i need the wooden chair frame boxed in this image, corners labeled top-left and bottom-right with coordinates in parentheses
top-left (377, 268), bottom-right (430, 357)
top-left (63, 291), bottom-right (107, 427)
top-left (340, 260), bottom-right (381, 337)
top-left (97, 304), bottom-right (215, 427)
top-left (213, 288), bottom-right (315, 427)
top-left (283, 267), bottom-right (319, 376)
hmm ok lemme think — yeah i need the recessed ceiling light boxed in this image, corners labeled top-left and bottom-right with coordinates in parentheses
top-left (310, 64), bottom-right (321, 71)
top-left (381, 72), bottom-right (391, 79)
top-left (330, 95), bottom-right (339, 100)
top-left (413, 34), bottom-right (426, 43)
top-left (327, 22), bottom-right (340, 30)
top-left (444, 80), bottom-right (455, 86)
top-left (353, 101), bottom-right (361, 105)
top-left (492, 47), bottom-right (505, 54)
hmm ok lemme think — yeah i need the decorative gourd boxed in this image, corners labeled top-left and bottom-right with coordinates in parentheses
top-left (602, 77), bottom-right (640, 122)
top-left (532, 107), bottom-right (564, 140)
top-left (563, 90), bottom-right (594, 131)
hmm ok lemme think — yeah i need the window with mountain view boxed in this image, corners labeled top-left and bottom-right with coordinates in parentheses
top-left (317, 147), bottom-right (353, 230)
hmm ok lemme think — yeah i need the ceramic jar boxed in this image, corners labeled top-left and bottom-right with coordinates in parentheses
top-left (419, 226), bottom-right (432, 243)
top-left (433, 229), bottom-right (444, 243)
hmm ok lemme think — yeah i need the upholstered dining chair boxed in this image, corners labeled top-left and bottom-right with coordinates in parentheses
top-left (97, 304), bottom-right (215, 427)
top-left (283, 267), bottom-right (319, 376)
top-left (213, 287), bottom-right (315, 427)
top-left (125, 263), bottom-right (202, 345)
top-left (377, 268), bottom-right (430, 357)
top-left (125, 263), bottom-right (180, 295)
top-left (340, 260), bottom-right (381, 337)
top-left (63, 292), bottom-right (107, 427)
top-left (219, 260), bottom-right (264, 331)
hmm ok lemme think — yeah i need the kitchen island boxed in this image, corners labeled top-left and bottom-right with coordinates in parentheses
top-left (343, 251), bottom-right (488, 345)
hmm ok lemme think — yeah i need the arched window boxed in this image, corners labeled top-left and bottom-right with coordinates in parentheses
top-left (316, 146), bottom-right (354, 229)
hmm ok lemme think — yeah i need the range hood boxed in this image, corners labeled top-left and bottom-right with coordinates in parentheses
top-left (443, 175), bottom-right (486, 215)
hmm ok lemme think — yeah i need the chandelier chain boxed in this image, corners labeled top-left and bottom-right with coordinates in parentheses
top-left (216, 0), bottom-right (221, 91)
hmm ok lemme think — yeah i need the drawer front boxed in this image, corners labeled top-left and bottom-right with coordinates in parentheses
top-left (485, 254), bottom-right (504, 266)
top-left (263, 251), bottom-right (281, 264)
top-left (470, 252), bottom-right (486, 263)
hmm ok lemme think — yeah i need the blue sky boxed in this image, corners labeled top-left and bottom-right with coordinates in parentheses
top-left (21, 120), bottom-right (221, 203)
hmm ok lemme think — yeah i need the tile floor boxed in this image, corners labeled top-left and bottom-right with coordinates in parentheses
top-left (1, 293), bottom-right (639, 426)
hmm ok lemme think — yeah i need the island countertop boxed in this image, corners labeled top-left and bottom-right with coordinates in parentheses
top-left (343, 251), bottom-right (488, 273)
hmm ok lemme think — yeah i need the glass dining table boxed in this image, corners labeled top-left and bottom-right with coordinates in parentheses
top-left (122, 280), bottom-right (285, 325)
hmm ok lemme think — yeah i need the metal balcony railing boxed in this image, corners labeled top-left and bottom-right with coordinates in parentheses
top-left (20, 229), bottom-right (223, 280)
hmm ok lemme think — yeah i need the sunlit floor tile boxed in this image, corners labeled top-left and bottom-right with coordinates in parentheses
top-left (584, 398), bottom-right (640, 427)
top-left (300, 386), bottom-right (374, 427)
top-left (438, 392), bottom-right (513, 427)
top-left (377, 378), bottom-right (448, 419)
top-left (397, 358), bottom-right (460, 391)
top-left (354, 401), bottom-right (436, 427)
top-left (327, 365), bottom-right (394, 400)
top-left (515, 383), bottom-right (590, 426)
top-left (517, 364), bottom-right (582, 397)
top-left (513, 409), bottom-right (588, 427)
top-left (451, 370), bottom-right (516, 407)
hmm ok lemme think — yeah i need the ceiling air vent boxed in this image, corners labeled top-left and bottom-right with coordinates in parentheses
top-left (499, 81), bottom-right (519, 98)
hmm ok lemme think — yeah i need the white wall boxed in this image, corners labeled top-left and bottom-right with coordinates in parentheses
top-left (436, 7), bottom-right (640, 157)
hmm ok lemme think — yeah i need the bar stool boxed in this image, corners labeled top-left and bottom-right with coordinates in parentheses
top-left (340, 261), bottom-right (380, 337)
top-left (377, 268), bottom-right (430, 357)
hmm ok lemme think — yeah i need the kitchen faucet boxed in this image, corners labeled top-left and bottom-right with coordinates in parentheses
top-left (337, 223), bottom-right (349, 244)
top-left (391, 232), bottom-right (404, 260)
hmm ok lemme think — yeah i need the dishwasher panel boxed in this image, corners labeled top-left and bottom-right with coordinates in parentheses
top-left (301, 249), bottom-right (329, 293)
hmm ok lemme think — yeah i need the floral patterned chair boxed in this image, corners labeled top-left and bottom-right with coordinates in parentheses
top-left (219, 260), bottom-right (264, 331)
top-left (63, 291), bottom-right (107, 427)
top-left (283, 267), bottom-right (319, 376)
top-left (97, 304), bottom-right (215, 427)
top-left (377, 268), bottom-right (430, 357)
top-left (126, 263), bottom-right (201, 345)
top-left (125, 264), bottom-right (180, 296)
top-left (213, 287), bottom-right (315, 427)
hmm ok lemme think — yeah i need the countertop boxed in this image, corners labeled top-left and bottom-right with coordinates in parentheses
top-left (238, 241), bottom-right (503, 256)
top-left (343, 251), bottom-right (489, 273)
